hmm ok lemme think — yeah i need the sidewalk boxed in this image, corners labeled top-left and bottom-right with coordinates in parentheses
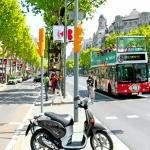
top-left (0, 83), bottom-right (6, 91)
top-left (11, 91), bottom-right (130, 150)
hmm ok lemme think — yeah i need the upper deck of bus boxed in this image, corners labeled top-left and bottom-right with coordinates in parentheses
top-left (91, 36), bottom-right (148, 68)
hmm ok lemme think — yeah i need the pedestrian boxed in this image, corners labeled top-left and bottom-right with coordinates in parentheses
top-left (52, 75), bottom-right (64, 105)
top-left (51, 72), bottom-right (57, 94)
top-left (86, 70), bottom-right (95, 104)
top-left (44, 74), bottom-right (50, 101)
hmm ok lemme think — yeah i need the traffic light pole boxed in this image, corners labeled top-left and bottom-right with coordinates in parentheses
top-left (74, 0), bottom-right (79, 122)
top-left (41, 56), bottom-right (44, 113)
top-left (63, 0), bottom-right (67, 98)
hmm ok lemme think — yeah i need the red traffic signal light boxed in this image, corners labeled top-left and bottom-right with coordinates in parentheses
top-left (74, 24), bottom-right (83, 53)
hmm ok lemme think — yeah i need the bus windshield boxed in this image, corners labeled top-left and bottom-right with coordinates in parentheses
top-left (117, 64), bottom-right (148, 83)
top-left (117, 37), bottom-right (146, 52)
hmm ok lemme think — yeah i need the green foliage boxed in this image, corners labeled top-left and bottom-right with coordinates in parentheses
top-left (0, 0), bottom-right (41, 69)
top-left (21, 0), bottom-right (107, 27)
top-left (66, 59), bottom-right (74, 70)
top-left (79, 47), bottom-right (100, 68)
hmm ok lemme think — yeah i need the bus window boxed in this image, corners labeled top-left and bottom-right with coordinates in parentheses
top-left (117, 64), bottom-right (134, 83)
top-left (134, 64), bottom-right (148, 82)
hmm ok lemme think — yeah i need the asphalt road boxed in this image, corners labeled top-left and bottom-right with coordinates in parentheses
top-left (0, 79), bottom-right (40, 150)
top-left (66, 76), bottom-right (150, 150)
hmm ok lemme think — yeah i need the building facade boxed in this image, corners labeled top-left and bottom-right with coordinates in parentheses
top-left (108, 9), bottom-right (150, 35)
top-left (92, 14), bottom-right (107, 48)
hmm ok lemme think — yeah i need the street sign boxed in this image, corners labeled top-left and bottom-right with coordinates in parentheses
top-left (53, 25), bottom-right (74, 42)
top-left (69, 11), bottom-right (85, 20)
top-left (53, 26), bottom-right (64, 42)
top-left (67, 26), bottom-right (74, 42)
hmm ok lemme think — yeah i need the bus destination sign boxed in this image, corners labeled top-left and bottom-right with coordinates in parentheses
top-left (117, 54), bottom-right (145, 63)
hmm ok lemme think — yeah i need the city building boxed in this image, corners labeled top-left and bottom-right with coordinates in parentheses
top-left (82, 38), bottom-right (93, 50)
top-left (67, 45), bottom-right (74, 60)
top-left (92, 14), bottom-right (107, 48)
top-left (108, 9), bottom-right (150, 35)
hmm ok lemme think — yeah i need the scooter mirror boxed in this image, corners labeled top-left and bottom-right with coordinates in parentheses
top-left (73, 95), bottom-right (80, 101)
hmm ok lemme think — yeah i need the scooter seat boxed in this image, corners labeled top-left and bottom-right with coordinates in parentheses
top-left (44, 112), bottom-right (74, 127)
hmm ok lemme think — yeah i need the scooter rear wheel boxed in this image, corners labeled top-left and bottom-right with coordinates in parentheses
top-left (30, 129), bottom-right (59, 150)
top-left (90, 131), bottom-right (113, 150)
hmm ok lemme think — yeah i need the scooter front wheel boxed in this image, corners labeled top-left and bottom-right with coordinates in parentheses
top-left (90, 131), bottom-right (113, 150)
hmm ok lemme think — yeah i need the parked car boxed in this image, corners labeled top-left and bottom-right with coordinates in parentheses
top-left (8, 76), bottom-right (17, 85)
top-left (0, 76), bottom-right (4, 84)
top-left (16, 76), bottom-right (22, 83)
top-left (33, 74), bottom-right (45, 83)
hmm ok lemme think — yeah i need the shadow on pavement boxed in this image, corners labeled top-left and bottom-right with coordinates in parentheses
top-left (79, 89), bottom-right (147, 102)
top-left (0, 88), bottom-right (40, 105)
top-left (111, 130), bottom-right (124, 135)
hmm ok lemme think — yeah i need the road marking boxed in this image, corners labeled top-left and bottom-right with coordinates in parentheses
top-left (24, 104), bottom-right (32, 107)
top-left (9, 122), bottom-right (22, 125)
top-left (9, 104), bottom-right (19, 107)
top-left (105, 117), bottom-right (118, 119)
top-left (147, 114), bottom-right (150, 116)
top-left (127, 115), bottom-right (139, 118)
top-left (138, 94), bottom-right (149, 98)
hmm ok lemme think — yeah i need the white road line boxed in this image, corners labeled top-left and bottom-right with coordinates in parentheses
top-left (9, 122), bottom-right (22, 125)
top-left (9, 104), bottom-right (19, 107)
top-left (105, 117), bottom-right (118, 119)
top-left (138, 94), bottom-right (149, 98)
top-left (147, 114), bottom-right (150, 116)
top-left (127, 115), bottom-right (139, 118)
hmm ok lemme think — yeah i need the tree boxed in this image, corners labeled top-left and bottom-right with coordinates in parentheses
top-left (0, 0), bottom-right (43, 77)
top-left (79, 47), bottom-right (100, 69)
top-left (66, 59), bottom-right (74, 73)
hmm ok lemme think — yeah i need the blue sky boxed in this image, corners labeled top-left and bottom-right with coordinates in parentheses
top-left (25, 0), bottom-right (150, 57)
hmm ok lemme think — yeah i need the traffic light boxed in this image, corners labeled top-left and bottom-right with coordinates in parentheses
top-left (37, 28), bottom-right (45, 57)
top-left (74, 24), bottom-right (83, 53)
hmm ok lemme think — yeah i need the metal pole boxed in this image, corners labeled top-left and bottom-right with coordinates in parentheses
top-left (74, 0), bottom-right (79, 122)
top-left (63, 0), bottom-right (67, 98)
top-left (2, 54), bottom-right (4, 78)
top-left (48, 35), bottom-right (50, 76)
top-left (41, 56), bottom-right (44, 113)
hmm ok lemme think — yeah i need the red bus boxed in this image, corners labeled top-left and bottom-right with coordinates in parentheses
top-left (91, 36), bottom-right (149, 95)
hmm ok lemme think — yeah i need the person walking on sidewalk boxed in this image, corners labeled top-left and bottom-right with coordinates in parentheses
top-left (52, 75), bottom-right (64, 104)
top-left (51, 72), bottom-right (57, 94)
top-left (44, 75), bottom-right (50, 101)
top-left (87, 70), bottom-right (95, 104)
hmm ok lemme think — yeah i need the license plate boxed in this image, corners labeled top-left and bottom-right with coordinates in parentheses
top-left (132, 93), bottom-right (138, 95)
